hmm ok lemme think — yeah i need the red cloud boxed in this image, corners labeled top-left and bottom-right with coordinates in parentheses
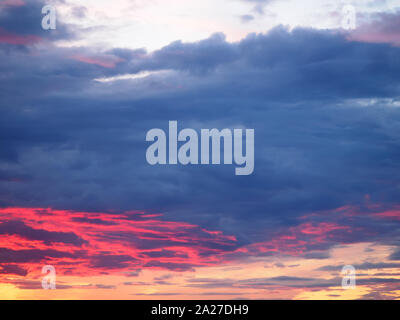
top-left (0, 201), bottom-right (397, 283)
top-left (0, 207), bottom-right (238, 279)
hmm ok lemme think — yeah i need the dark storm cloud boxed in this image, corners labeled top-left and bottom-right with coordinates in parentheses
top-left (0, 247), bottom-right (76, 263)
top-left (90, 254), bottom-right (138, 269)
top-left (141, 250), bottom-right (189, 259)
top-left (91, 228), bottom-right (238, 253)
top-left (146, 33), bottom-right (239, 74)
top-left (143, 261), bottom-right (196, 272)
top-left (0, 220), bottom-right (86, 245)
top-left (0, 24), bottom-right (400, 254)
top-left (71, 217), bottom-right (117, 226)
top-left (0, 264), bottom-right (28, 276)
top-left (0, 0), bottom-right (76, 43)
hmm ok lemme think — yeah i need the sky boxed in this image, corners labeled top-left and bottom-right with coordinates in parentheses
top-left (0, 0), bottom-right (400, 299)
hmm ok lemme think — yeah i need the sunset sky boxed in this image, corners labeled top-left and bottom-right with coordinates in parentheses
top-left (0, 0), bottom-right (400, 300)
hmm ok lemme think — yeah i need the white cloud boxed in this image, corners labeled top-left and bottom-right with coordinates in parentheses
top-left (55, 0), bottom-right (398, 51)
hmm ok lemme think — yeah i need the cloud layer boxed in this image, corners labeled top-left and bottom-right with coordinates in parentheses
top-left (0, 0), bottom-right (400, 299)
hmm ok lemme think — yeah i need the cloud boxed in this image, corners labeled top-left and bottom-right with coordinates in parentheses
top-left (0, 13), bottom-right (400, 298)
top-left (318, 262), bottom-right (400, 272)
top-left (389, 248), bottom-right (400, 260)
top-left (0, 247), bottom-right (76, 263)
top-left (89, 254), bottom-right (138, 269)
top-left (0, 264), bottom-right (28, 276)
top-left (95, 284), bottom-right (116, 289)
top-left (2, 27), bottom-right (400, 237)
top-left (4, 278), bottom-right (115, 290)
top-left (0, 0), bottom-right (76, 45)
top-left (0, 207), bottom-right (238, 278)
top-left (349, 10), bottom-right (400, 46)
top-left (186, 274), bottom-right (400, 290)
top-left (0, 27), bottom-right (41, 45)
top-left (360, 291), bottom-right (398, 300)
top-left (0, 0), bottom-right (25, 8)
top-left (240, 14), bottom-right (255, 23)
top-left (154, 273), bottom-right (173, 281)
top-left (70, 54), bottom-right (124, 69)
top-left (0, 220), bottom-right (86, 246)
top-left (141, 250), bottom-right (189, 259)
top-left (239, 0), bottom-right (277, 15)
top-left (185, 275), bottom-right (340, 289)
top-left (143, 261), bottom-right (196, 272)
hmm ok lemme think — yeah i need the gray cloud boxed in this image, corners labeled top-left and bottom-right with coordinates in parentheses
top-left (1, 16), bottom-right (400, 260)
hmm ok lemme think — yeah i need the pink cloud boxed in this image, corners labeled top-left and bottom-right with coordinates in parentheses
top-left (0, 0), bottom-right (25, 7)
top-left (0, 28), bottom-right (41, 45)
top-left (70, 54), bottom-right (124, 68)
top-left (349, 31), bottom-right (400, 46)
top-left (0, 207), bottom-right (237, 278)
top-left (374, 209), bottom-right (400, 221)
top-left (348, 12), bottom-right (400, 46)
top-left (241, 221), bottom-right (352, 257)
